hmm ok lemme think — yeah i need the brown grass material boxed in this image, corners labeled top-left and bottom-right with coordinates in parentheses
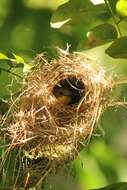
top-left (1, 49), bottom-right (112, 188)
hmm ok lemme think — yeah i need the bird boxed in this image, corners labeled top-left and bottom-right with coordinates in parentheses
top-left (116, 0), bottom-right (127, 18)
top-left (54, 86), bottom-right (72, 105)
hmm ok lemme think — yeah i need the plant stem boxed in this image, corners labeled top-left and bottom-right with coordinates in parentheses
top-left (104, 0), bottom-right (122, 37)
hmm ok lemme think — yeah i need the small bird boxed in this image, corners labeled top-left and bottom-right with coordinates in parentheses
top-left (116, 0), bottom-right (127, 18)
top-left (54, 86), bottom-right (72, 105)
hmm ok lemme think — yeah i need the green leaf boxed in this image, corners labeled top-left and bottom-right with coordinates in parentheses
top-left (91, 182), bottom-right (127, 190)
top-left (12, 53), bottom-right (25, 64)
top-left (105, 36), bottom-right (127, 59)
top-left (50, 0), bottom-right (107, 28)
top-left (79, 24), bottom-right (118, 49)
top-left (0, 53), bottom-right (9, 60)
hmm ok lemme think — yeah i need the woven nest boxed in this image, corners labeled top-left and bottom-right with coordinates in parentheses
top-left (2, 50), bottom-right (112, 187)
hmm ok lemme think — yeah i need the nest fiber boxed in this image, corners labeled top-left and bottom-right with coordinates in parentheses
top-left (3, 51), bottom-right (111, 187)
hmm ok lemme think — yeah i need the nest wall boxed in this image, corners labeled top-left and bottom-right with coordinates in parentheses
top-left (2, 51), bottom-right (112, 187)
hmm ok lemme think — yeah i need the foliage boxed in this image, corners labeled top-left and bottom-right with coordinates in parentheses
top-left (93, 182), bottom-right (127, 190)
top-left (0, 0), bottom-right (127, 189)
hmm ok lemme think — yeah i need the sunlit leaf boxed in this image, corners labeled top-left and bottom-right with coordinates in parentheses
top-left (90, 0), bottom-right (104, 5)
top-left (0, 53), bottom-right (9, 60)
top-left (92, 182), bottom-right (127, 190)
top-left (51, 0), bottom-right (107, 28)
top-left (12, 53), bottom-right (26, 64)
top-left (116, 0), bottom-right (127, 18)
top-left (50, 18), bottom-right (71, 29)
top-left (105, 36), bottom-right (127, 59)
top-left (23, 63), bottom-right (34, 73)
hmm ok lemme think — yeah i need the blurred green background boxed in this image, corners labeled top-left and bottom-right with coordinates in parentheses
top-left (0, 0), bottom-right (127, 189)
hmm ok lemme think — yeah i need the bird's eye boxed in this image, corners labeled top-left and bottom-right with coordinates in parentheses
top-left (58, 89), bottom-right (64, 95)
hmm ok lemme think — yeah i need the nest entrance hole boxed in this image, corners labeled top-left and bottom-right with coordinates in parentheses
top-left (53, 76), bottom-right (85, 105)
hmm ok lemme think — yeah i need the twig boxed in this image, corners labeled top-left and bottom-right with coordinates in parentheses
top-left (104, 0), bottom-right (122, 37)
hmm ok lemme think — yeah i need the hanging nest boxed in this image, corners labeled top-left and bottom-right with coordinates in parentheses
top-left (1, 50), bottom-right (112, 188)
